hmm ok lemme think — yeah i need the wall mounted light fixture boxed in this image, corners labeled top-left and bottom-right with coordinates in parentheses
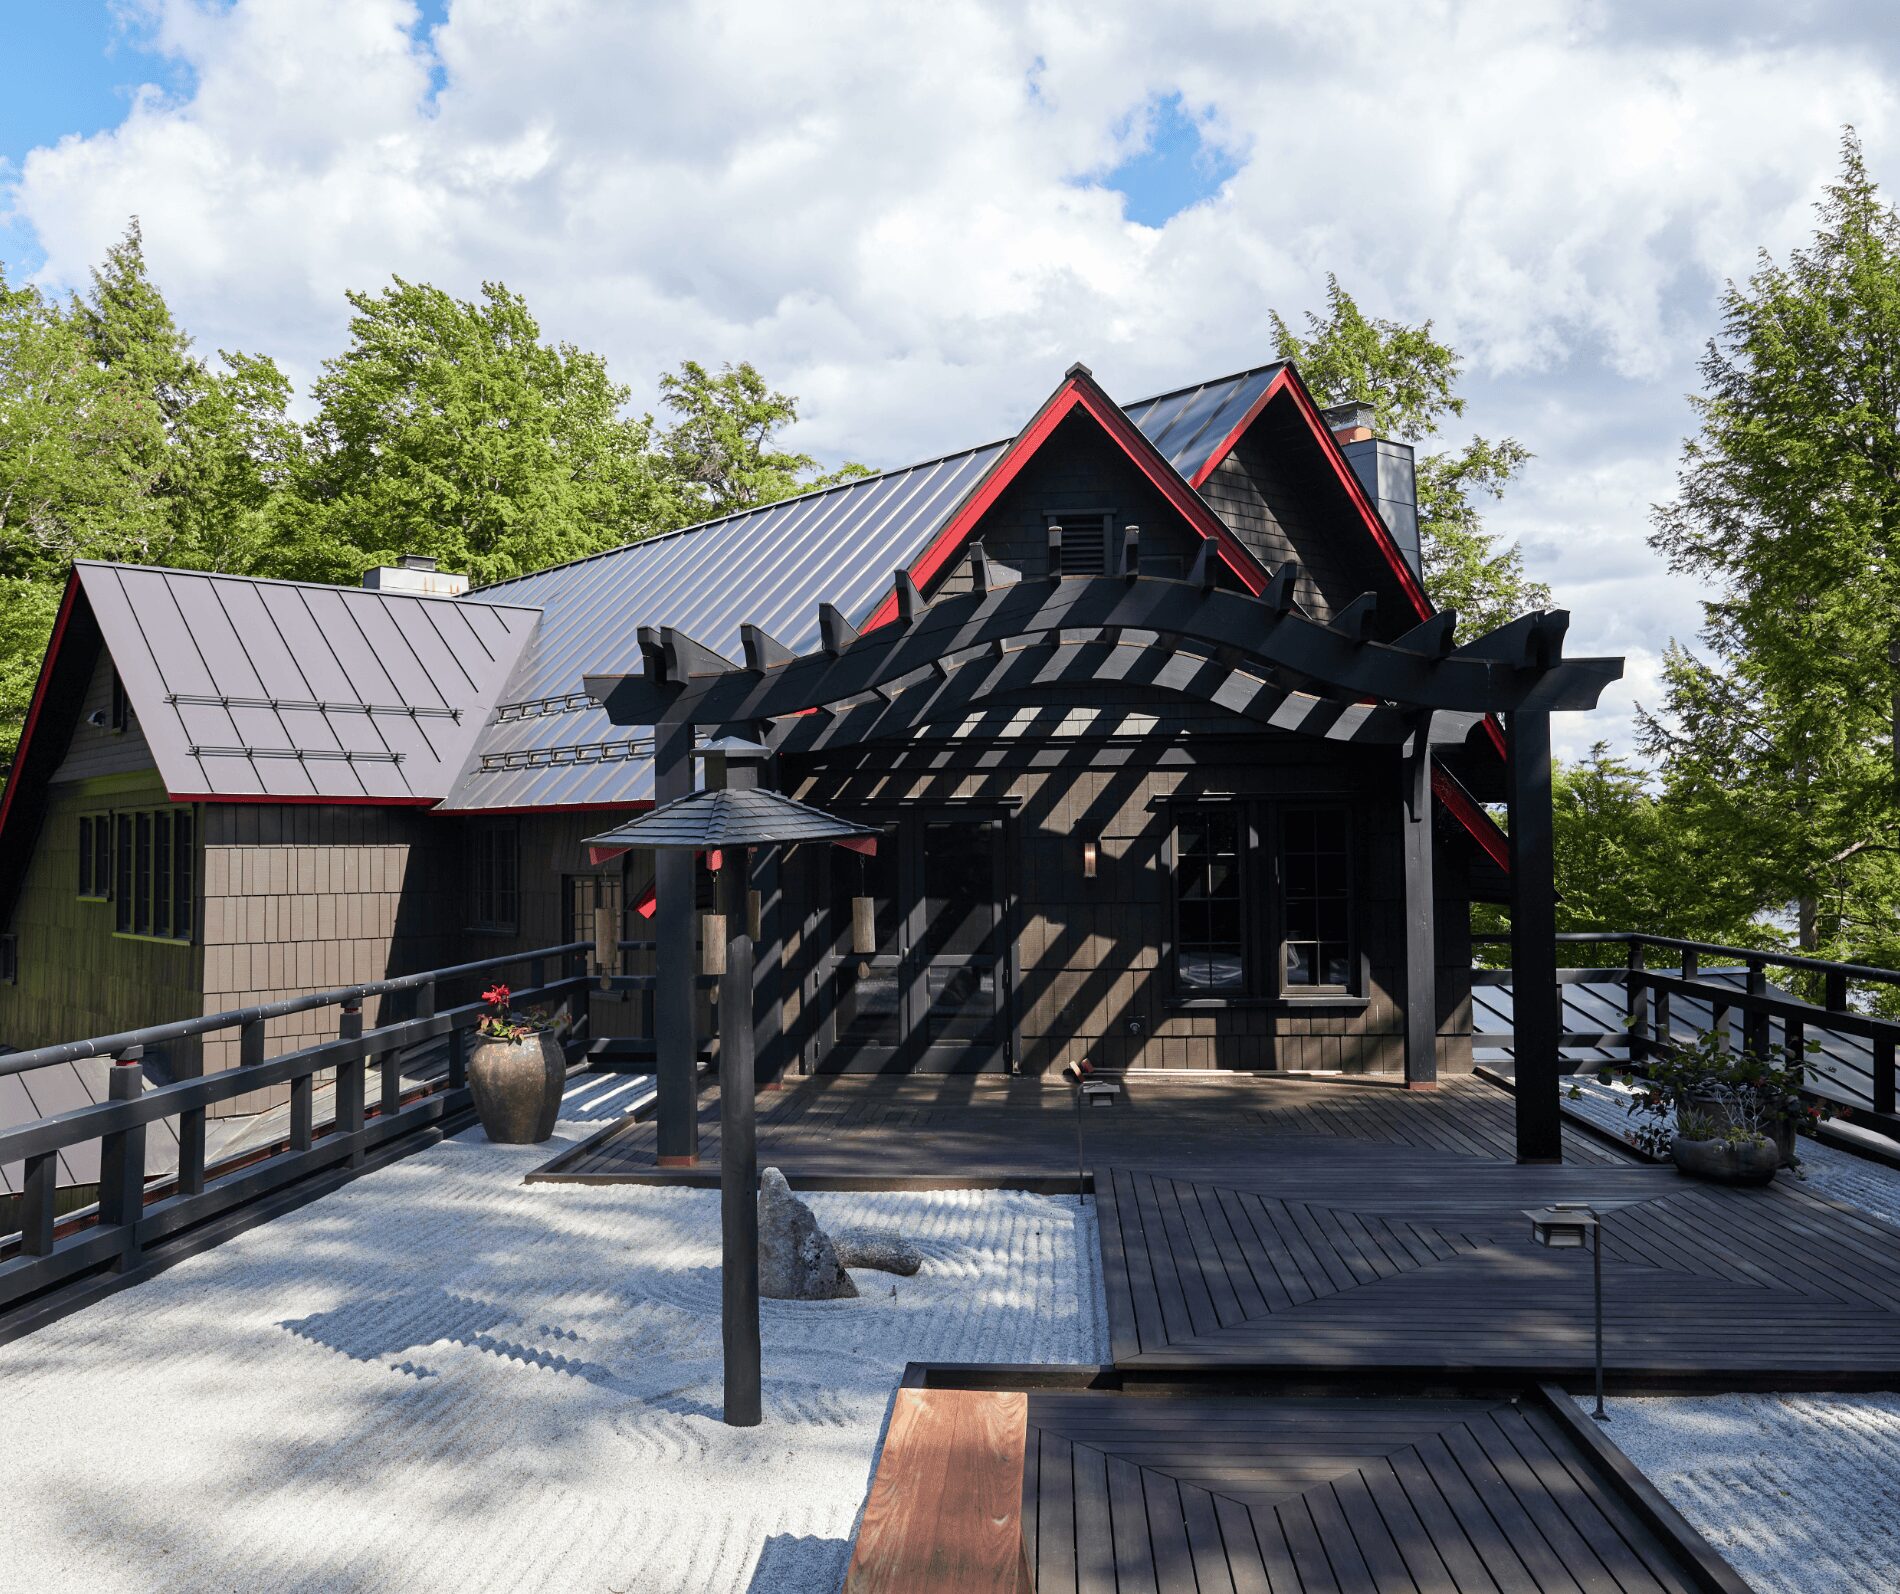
top-left (1082, 839), bottom-right (1098, 880)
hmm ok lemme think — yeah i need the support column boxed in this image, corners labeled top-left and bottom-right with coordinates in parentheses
top-left (721, 745), bottom-right (786, 1090)
top-left (1402, 723), bottom-right (1438, 1089)
top-left (654, 717), bottom-right (699, 1165)
top-left (718, 844), bottom-right (762, 1426)
top-left (1508, 709), bottom-right (1562, 1163)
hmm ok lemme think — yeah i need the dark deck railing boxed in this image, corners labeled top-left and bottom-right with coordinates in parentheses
top-left (1472, 930), bottom-right (1900, 1139)
top-left (0, 941), bottom-right (597, 1326)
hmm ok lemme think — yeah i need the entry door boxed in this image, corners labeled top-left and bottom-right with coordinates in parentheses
top-left (819, 815), bottom-right (1007, 1072)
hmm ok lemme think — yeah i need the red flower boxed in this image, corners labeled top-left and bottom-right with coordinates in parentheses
top-left (482, 983), bottom-right (511, 1008)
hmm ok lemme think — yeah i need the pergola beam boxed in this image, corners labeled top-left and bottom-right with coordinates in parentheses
top-left (586, 575), bottom-right (1621, 731)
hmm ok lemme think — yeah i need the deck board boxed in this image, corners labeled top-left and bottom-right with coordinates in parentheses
top-left (1019, 1390), bottom-right (1728, 1594)
top-left (529, 1070), bottom-right (1900, 1383)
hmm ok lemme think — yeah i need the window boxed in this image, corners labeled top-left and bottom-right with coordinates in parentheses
top-left (471, 822), bottom-right (520, 931)
top-left (106, 806), bottom-right (196, 941)
top-left (1047, 512), bottom-right (1114, 576)
top-left (109, 667), bottom-right (133, 733)
top-left (1168, 800), bottom-right (1358, 1000)
top-left (78, 815), bottom-right (111, 898)
top-left (0, 933), bottom-right (16, 985)
top-left (1281, 808), bottom-right (1353, 990)
top-left (1173, 806), bottom-right (1245, 992)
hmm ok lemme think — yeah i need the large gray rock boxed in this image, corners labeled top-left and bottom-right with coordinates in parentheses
top-left (833, 1229), bottom-right (924, 1276)
top-left (756, 1167), bottom-right (857, 1300)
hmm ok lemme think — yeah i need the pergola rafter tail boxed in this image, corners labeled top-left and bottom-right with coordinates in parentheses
top-left (584, 570), bottom-right (1623, 729)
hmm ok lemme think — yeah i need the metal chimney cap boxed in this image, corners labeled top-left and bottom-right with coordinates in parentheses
top-left (1321, 400), bottom-right (1378, 432)
top-left (397, 554), bottom-right (439, 572)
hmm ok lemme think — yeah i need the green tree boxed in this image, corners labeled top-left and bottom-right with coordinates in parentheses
top-left (73, 218), bottom-right (299, 575)
top-left (1270, 276), bottom-right (1547, 635)
top-left (276, 277), bottom-right (666, 586)
top-left (654, 359), bottom-right (870, 523)
top-left (0, 266), bottom-right (170, 763)
top-left (1644, 130), bottom-right (1900, 964)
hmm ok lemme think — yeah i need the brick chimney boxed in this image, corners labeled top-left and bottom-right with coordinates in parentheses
top-left (1321, 402), bottom-right (1420, 582)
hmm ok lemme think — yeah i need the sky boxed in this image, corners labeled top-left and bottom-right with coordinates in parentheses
top-left (2, 0), bottom-right (1896, 762)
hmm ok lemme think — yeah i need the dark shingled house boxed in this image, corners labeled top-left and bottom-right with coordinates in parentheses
top-left (0, 358), bottom-right (1534, 1114)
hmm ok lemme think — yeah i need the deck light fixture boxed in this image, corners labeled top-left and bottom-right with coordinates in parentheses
top-left (1525, 1203), bottom-right (1608, 1421)
top-left (1082, 839), bottom-right (1098, 880)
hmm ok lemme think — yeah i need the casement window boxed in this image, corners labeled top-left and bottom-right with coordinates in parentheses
top-left (77, 815), bottom-right (112, 899)
top-left (109, 667), bottom-right (133, 733)
top-left (470, 822), bottom-right (520, 932)
top-left (105, 807), bottom-right (195, 940)
top-left (1168, 801), bottom-right (1358, 1000)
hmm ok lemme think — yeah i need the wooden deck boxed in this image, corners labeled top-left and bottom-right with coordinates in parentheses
top-left (1020, 1387), bottom-right (1744, 1593)
top-left (528, 1072), bottom-right (1631, 1187)
top-left (530, 1071), bottom-right (1900, 1385)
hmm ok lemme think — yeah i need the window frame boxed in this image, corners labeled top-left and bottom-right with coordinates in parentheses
top-left (106, 805), bottom-right (198, 944)
top-left (469, 821), bottom-right (521, 933)
top-left (1164, 795), bottom-right (1364, 1007)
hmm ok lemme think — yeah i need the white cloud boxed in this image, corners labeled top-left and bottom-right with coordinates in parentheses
top-left (8, 0), bottom-right (1898, 757)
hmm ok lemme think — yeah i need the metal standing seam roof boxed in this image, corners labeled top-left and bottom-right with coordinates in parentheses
top-left (440, 364), bottom-right (1288, 812)
top-left (582, 788), bottom-right (878, 853)
top-left (76, 563), bottom-right (539, 802)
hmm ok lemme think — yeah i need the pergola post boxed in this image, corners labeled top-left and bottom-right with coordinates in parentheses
top-left (1507, 708), bottom-right (1562, 1163)
top-left (721, 746), bottom-right (786, 1089)
top-left (1402, 722), bottom-right (1438, 1089)
top-left (717, 842), bottom-right (762, 1425)
top-left (653, 717), bottom-right (699, 1165)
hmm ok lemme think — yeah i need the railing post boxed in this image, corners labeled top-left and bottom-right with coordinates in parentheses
top-left (21, 1151), bottom-right (58, 1257)
top-left (1655, 984), bottom-right (1672, 1055)
top-left (1824, 969), bottom-right (1849, 1014)
top-left (98, 1047), bottom-right (147, 1273)
top-left (1626, 940), bottom-right (1650, 1065)
top-left (1785, 1014), bottom-right (1806, 1064)
top-left (447, 1023), bottom-right (468, 1092)
top-left (380, 1035), bottom-right (402, 1118)
top-left (1682, 946), bottom-right (1699, 982)
top-left (1743, 958), bottom-right (1770, 1059)
top-left (1875, 1033), bottom-right (1896, 1118)
top-left (414, 978), bottom-right (436, 1020)
top-left (338, 998), bottom-right (366, 1167)
top-left (530, 957), bottom-right (546, 993)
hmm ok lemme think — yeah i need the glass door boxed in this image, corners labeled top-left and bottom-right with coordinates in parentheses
top-left (817, 813), bottom-right (1008, 1072)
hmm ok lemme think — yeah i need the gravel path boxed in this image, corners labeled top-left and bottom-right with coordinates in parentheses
top-left (1578, 1391), bottom-right (1900, 1593)
top-left (0, 1089), bottom-right (1108, 1594)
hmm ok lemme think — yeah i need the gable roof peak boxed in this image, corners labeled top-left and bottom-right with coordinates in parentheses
top-left (1065, 361), bottom-right (1094, 379)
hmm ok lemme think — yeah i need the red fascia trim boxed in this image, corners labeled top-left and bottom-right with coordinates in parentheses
top-left (164, 792), bottom-right (439, 807)
top-left (1431, 765), bottom-right (1510, 873)
top-left (862, 377), bottom-right (1267, 632)
top-left (0, 571), bottom-right (82, 843)
top-left (1191, 369), bottom-right (1434, 622)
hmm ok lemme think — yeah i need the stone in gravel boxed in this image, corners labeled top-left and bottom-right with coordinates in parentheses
top-left (757, 1167), bottom-right (857, 1300)
top-left (832, 1229), bottom-right (924, 1276)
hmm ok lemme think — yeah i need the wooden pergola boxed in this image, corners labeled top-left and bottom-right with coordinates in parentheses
top-left (585, 547), bottom-right (1623, 1165)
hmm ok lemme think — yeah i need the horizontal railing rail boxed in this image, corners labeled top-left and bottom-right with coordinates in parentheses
top-left (1471, 930), bottom-right (1899, 1135)
top-left (0, 940), bottom-right (598, 1328)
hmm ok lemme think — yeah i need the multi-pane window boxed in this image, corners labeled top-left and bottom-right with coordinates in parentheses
top-left (471, 822), bottom-right (520, 931)
top-left (1169, 801), bottom-right (1357, 999)
top-left (1282, 808), bottom-right (1353, 990)
top-left (1173, 807), bottom-right (1245, 991)
top-left (97, 807), bottom-right (195, 940)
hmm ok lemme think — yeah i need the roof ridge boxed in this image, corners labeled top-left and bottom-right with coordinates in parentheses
top-left (71, 560), bottom-right (542, 613)
top-left (1121, 358), bottom-right (1287, 412)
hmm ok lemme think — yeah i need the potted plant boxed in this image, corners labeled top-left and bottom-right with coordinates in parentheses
top-left (1611, 1027), bottom-right (1827, 1184)
top-left (466, 983), bottom-right (564, 1144)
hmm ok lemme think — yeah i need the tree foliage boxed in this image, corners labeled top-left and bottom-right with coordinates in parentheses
top-left (1644, 130), bottom-right (1900, 964)
top-left (0, 227), bottom-right (870, 772)
top-left (1270, 275), bottom-right (1547, 636)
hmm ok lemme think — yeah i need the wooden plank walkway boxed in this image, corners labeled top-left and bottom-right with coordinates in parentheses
top-left (1020, 1387), bottom-right (1745, 1593)
top-left (528, 1072), bottom-right (1630, 1187)
top-left (1097, 1156), bottom-right (1900, 1382)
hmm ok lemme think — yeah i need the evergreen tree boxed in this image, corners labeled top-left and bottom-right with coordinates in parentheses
top-left (1270, 277), bottom-right (1548, 635)
top-left (1645, 130), bottom-right (1900, 966)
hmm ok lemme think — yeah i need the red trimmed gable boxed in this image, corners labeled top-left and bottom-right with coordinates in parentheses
top-left (863, 365), bottom-right (1270, 631)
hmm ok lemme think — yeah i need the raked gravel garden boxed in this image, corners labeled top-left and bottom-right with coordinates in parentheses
top-left (2, 1069), bottom-right (1899, 1592)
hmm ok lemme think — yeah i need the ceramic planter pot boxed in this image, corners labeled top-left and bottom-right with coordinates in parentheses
top-left (468, 1031), bottom-right (564, 1144)
top-left (1684, 1093), bottom-right (1797, 1167)
top-left (1670, 1133), bottom-right (1780, 1186)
